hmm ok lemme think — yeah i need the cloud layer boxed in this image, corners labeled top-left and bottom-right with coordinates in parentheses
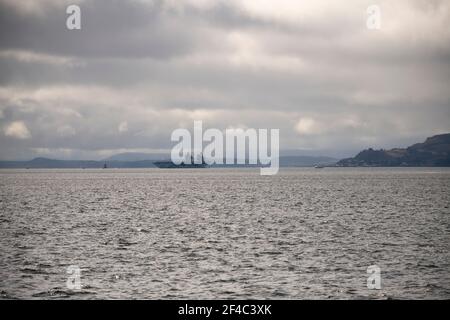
top-left (0, 0), bottom-right (449, 159)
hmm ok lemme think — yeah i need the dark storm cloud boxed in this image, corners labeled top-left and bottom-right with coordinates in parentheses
top-left (0, 0), bottom-right (200, 59)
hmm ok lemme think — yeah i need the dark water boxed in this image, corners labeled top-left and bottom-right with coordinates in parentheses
top-left (0, 168), bottom-right (449, 299)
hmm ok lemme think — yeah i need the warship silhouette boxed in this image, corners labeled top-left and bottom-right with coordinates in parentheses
top-left (154, 154), bottom-right (207, 168)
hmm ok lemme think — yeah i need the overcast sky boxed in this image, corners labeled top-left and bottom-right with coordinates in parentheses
top-left (0, 0), bottom-right (449, 160)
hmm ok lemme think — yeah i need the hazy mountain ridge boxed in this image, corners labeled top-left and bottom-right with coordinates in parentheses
top-left (102, 152), bottom-right (167, 161)
top-left (0, 155), bottom-right (337, 168)
top-left (3, 133), bottom-right (449, 168)
top-left (337, 133), bottom-right (450, 167)
top-left (0, 158), bottom-right (158, 169)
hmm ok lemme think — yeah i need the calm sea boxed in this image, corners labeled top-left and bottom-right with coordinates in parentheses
top-left (0, 168), bottom-right (449, 299)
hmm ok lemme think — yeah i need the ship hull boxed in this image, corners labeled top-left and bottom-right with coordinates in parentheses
top-left (153, 161), bottom-right (207, 169)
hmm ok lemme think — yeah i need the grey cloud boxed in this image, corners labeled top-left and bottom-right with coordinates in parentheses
top-left (0, 0), bottom-right (449, 160)
top-left (0, 0), bottom-right (202, 59)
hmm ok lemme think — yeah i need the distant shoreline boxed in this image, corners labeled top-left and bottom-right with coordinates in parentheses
top-left (1, 166), bottom-right (450, 170)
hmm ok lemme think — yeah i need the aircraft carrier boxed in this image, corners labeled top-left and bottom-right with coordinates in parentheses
top-left (154, 155), bottom-right (207, 168)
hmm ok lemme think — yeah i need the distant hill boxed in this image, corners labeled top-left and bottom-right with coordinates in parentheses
top-left (102, 152), bottom-right (167, 161)
top-left (279, 156), bottom-right (337, 167)
top-left (337, 133), bottom-right (450, 167)
top-left (0, 155), bottom-right (337, 168)
top-left (210, 156), bottom-right (337, 167)
top-left (0, 157), bottom-right (158, 169)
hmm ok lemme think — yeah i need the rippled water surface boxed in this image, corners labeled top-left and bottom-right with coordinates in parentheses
top-left (0, 168), bottom-right (449, 299)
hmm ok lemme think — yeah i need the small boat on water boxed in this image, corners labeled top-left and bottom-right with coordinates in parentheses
top-left (314, 165), bottom-right (325, 169)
